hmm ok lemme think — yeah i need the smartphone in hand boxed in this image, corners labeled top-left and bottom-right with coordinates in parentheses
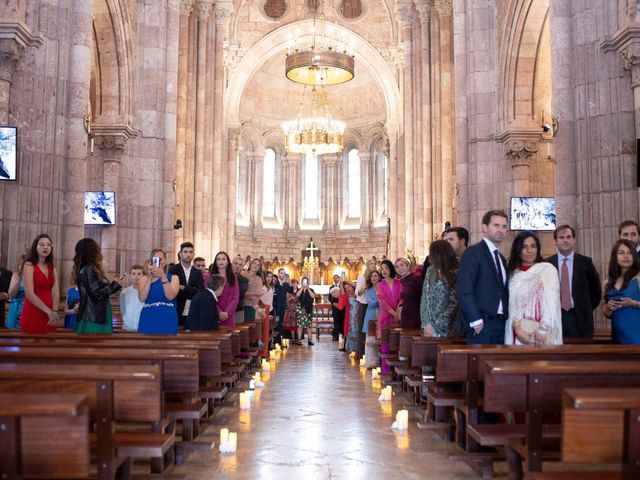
top-left (152, 256), bottom-right (161, 268)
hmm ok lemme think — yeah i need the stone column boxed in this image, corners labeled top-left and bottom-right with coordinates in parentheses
top-left (193, 0), bottom-right (213, 252)
top-left (183, 8), bottom-right (198, 241)
top-left (415, 0), bottom-right (432, 249)
top-left (549, 0), bottom-right (577, 227)
top-left (360, 151), bottom-right (371, 228)
top-left (212, 2), bottom-right (232, 253)
top-left (322, 153), bottom-right (338, 233)
top-left (92, 125), bottom-right (136, 279)
top-left (175, 0), bottom-right (193, 247)
top-left (60, 0), bottom-right (94, 291)
top-left (254, 149), bottom-right (265, 227)
top-left (436, 0), bottom-right (455, 231)
top-left (396, 1), bottom-right (415, 254)
top-left (226, 128), bottom-right (240, 253)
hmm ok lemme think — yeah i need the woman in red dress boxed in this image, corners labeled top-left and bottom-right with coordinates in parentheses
top-left (20, 233), bottom-right (59, 333)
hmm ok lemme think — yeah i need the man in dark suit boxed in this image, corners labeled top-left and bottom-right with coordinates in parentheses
top-left (328, 274), bottom-right (342, 341)
top-left (457, 210), bottom-right (509, 344)
top-left (546, 224), bottom-right (601, 338)
top-left (618, 220), bottom-right (640, 255)
top-left (0, 266), bottom-right (12, 328)
top-left (185, 275), bottom-right (225, 331)
top-left (169, 242), bottom-right (204, 328)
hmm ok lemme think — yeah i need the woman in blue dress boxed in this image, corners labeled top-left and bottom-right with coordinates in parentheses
top-left (603, 239), bottom-right (640, 344)
top-left (6, 254), bottom-right (26, 329)
top-left (64, 284), bottom-right (80, 329)
top-left (138, 248), bottom-right (180, 334)
top-left (363, 271), bottom-right (381, 367)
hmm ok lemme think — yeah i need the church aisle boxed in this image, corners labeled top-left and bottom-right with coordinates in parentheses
top-left (178, 340), bottom-right (481, 479)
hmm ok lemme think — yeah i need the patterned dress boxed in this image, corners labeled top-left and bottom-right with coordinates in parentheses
top-left (284, 294), bottom-right (311, 330)
top-left (420, 267), bottom-right (458, 337)
top-left (345, 295), bottom-right (359, 352)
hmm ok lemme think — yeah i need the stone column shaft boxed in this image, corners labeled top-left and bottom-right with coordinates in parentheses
top-left (194, 1), bottom-right (212, 251)
top-left (174, 0), bottom-right (193, 249)
top-left (60, 0), bottom-right (94, 291)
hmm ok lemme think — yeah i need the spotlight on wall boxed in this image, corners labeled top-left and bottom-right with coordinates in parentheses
top-left (541, 116), bottom-right (559, 137)
top-left (174, 219), bottom-right (183, 230)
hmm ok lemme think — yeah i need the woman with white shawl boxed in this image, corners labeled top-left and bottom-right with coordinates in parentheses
top-left (505, 231), bottom-right (563, 345)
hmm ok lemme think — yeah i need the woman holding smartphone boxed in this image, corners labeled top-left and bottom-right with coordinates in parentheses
top-left (603, 239), bottom-right (640, 344)
top-left (137, 248), bottom-right (180, 334)
top-left (73, 238), bottom-right (123, 334)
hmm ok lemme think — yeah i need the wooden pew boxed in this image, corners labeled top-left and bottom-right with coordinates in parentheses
top-left (436, 344), bottom-right (640, 450)
top-left (0, 392), bottom-right (90, 479)
top-left (527, 388), bottom-right (640, 480)
top-left (0, 363), bottom-right (166, 480)
top-left (483, 360), bottom-right (640, 480)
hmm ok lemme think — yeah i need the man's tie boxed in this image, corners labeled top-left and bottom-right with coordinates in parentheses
top-left (561, 257), bottom-right (571, 311)
top-left (493, 250), bottom-right (504, 286)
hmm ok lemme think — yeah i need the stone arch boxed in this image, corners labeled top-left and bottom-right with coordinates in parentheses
top-left (224, 20), bottom-right (401, 137)
top-left (239, 122), bottom-right (264, 156)
top-left (91, 0), bottom-right (135, 122)
top-left (498, 0), bottom-right (550, 127)
top-left (262, 128), bottom-right (287, 158)
top-left (362, 123), bottom-right (389, 155)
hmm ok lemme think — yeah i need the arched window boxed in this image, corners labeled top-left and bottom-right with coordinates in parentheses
top-left (262, 148), bottom-right (276, 218)
top-left (304, 153), bottom-right (320, 218)
top-left (235, 152), bottom-right (242, 215)
top-left (263, 0), bottom-right (287, 19)
top-left (383, 153), bottom-right (388, 215)
top-left (339, 0), bottom-right (363, 19)
top-left (347, 149), bottom-right (361, 218)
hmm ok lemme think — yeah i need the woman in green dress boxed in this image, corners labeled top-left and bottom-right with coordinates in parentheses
top-left (73, 238), bottom-right (124, 334)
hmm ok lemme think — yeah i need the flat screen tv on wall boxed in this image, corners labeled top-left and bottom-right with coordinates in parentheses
top-left (84, 192), bottom-right (116, 225)
top-left (510, 197), bottom-right (556, 231)
top-left (0, 126), bottom-right (17, 181)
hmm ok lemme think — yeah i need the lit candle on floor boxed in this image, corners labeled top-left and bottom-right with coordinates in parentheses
top-left (359, 355), bottom-right (366, 367)
top-left (395, 409), bottom-right (408, 430)
top-left (269, 350), bottom-right (276, 359)
top-left (229, 432), bottom-right (237, 453)
top-left (239, 392), bottom-right (250, 410)
top-left (220, 428), bottom-right (229, 446)
top-left (372, 369), bottom-right (379, 380)
top-left (262, 361), bottom-right (271, 371)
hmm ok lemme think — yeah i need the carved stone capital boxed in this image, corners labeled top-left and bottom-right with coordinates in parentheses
top-left (179, 0), bottom-right (194, 16)
top-left (434, 0), bottom-right (453, 17)
top-left (197, 0), bottom-right (213, 20)
top-left (395, 3), bottom-right (414, 31)
top-left (496, 129), bottom-right (541, 167)
top-left (621, 43), bottom-right (640, 88)
top-left (602, 25), bottom-right (640, 88)
top-left (0, 21), bottom-right (44, 83)
top-left (214, 2), bottom-right (234, 28)
top-left (414, 0), bottom-right (431, 24)
top-left (92, 124), bottom-right (137, 162)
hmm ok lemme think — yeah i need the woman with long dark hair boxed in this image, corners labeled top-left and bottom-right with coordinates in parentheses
top-left (420, 240), bottom-right (458, 337)
top-left (209, 251), bottom-right (239, 327)
top-left (603, 239), bottom-right (640, 344)
top-left (20, 234), bottom-right (60, 333)
top-left (504, 231), bottom-right (562, 345)
top-left (376, 259), bottom-right (403, 373)
top-left (72, 238), bottom-right (123, 334)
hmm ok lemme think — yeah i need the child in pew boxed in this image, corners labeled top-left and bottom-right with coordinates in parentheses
top-left (63, 281), bottom-right (79, 329)
top-left (185, 274), bottom-right (225, 331)
top-left (119, 264), bottom-right (145, 331)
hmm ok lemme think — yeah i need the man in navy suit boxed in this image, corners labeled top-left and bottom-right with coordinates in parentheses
top-left (546, 224), bottom-right (601, 338)
top-left (457, 210), bottom-right (510, 344)
top-left (169, 242), bottom-right (204, 328)
top-left (185, 274), bottom-right (225, 331)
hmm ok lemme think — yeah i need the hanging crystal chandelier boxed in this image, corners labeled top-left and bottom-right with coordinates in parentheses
top-left (285, 7), bottom-right (355, 86)
top-left (283, 85), bottom-right (345, 156)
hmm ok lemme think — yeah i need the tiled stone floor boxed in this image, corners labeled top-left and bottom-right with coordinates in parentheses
top-left (174, 339), bottom-right (485, 479)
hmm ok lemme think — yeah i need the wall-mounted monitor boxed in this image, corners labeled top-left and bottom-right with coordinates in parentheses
top-left (84, 192), bottom-right (116, 225)
top-left (510, 197), bottom-right (556, 231)
top-left (0, 126), bottom-right (17, 181)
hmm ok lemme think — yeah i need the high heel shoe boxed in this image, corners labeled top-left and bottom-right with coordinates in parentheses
top-left (307, 341), bottom-right (314, 346)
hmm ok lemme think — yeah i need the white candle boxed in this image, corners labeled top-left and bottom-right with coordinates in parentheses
top-left (249, 379), bottom-right (255, 390)
top-left (239, 392), bottom-right (250, 410)
top-left (396, 409), bottom-right (408, 430)
top-left (262, 361), bottom-right (271, 371)
top-left (228, 432), bottom-right (237, 453)
top-left (254, 372), bottom-right (261, 382)
top-left (372, 369), bottom-right (379, 380)
top-left (220, 428), bottom-right (229, 446)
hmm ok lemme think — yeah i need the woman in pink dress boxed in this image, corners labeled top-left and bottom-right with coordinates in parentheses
top-left (20, 234), bottom-right (60, 333)
top-left (376, 259), bottom-right (403, 374)
top-left (209, 251), bottom-right (239, 327)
